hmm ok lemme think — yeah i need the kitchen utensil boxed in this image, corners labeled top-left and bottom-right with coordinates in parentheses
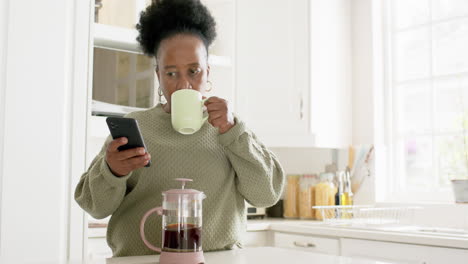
top-left (351, 145), bottom-right (374, 194)
top-left (348, 146), bottom-right (355, 170)
top-left (140, 178), bottom-right (206, 264)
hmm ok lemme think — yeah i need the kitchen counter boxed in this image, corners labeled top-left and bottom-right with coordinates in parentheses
top-left (247, 218), bottom-right (468, 249)
top-left (89, 218), bottom-right (468, 249)
top-left (104, 247), bottom-right (397, 264)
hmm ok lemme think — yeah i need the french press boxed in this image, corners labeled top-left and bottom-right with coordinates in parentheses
top-left (140, 178), bottom-right (206, 264)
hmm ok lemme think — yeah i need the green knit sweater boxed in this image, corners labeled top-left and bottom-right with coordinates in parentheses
top-left (75, 104), bottom-right (285, 257)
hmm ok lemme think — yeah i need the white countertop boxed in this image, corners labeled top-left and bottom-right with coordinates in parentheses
top-left (245, 218), bottom-right (468, 249)
top-left (104, 247), bottom-right (398, 264)
top-left (88, 218), bottom-right (468, 249)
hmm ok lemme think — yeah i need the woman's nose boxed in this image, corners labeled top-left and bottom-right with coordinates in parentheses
top-left (176, 78), bottom-right (192, 90)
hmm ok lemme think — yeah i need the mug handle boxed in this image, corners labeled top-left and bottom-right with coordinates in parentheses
top-left (201, 98), bottom-right (209, 124)
top-left (140, 206), bottom-right (163, 252)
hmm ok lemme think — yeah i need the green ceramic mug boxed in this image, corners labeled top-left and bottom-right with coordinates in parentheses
top-left (171, 89), bottom-right (208, 135)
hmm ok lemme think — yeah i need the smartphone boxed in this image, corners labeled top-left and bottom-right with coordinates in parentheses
top-left (106, 117), bottom-right (151, 167)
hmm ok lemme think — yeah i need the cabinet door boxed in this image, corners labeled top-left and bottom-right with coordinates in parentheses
top-left (426, 247), bottom-right (468, 263)
top-left (242, 231), bottom-right (273, 248)
top-left (87, 237), bottom-right (112, 263)
top-left (236, 0), bottom-right (313, 147)
top-left (341, 238), bottom-right (468, 264)
top-left (309, 0), bottom-right (352, 148)
top-left (273, 232), bottom-right (339, 255)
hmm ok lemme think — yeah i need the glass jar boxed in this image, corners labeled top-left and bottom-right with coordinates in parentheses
top-left (315, 173), bottom-right (337, 220)
top-left (299, 174), bottom-right (318, 219)
top-left (283, 175), bottom-right (300, 218)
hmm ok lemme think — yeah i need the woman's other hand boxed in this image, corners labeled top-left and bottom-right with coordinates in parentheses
top-left (105, 137), bottom-right (151, 177)
top-left (204, 96), bottom-right (235, 134)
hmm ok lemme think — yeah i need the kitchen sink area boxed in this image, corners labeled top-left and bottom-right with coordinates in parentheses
top-left (296, 221), bottom-right (468, 238)
top-left (248, 216), bottom-right (468, 254)
top-left (290, 205), bottom-right (468, 239)
top-left (370, 226), bottom-right (468, 237)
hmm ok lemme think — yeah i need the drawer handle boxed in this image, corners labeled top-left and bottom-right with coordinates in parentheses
top-left (293, 241), bottom-right (316, 248)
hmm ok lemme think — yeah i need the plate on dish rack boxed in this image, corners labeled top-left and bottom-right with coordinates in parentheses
top-left (312, 205), bottom-right (422, 227)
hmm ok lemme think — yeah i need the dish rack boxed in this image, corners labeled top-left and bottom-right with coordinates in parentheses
top-left (312, 205), bottom-right (421, 227)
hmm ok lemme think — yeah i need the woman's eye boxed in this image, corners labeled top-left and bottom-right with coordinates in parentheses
top-left (166, 72), bottom-right (177, 77)
top-left (190, 68), bottom-right (201, 75)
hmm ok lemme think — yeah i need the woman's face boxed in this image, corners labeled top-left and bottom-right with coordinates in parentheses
top-left (156, 34), bottom-right (210, 111)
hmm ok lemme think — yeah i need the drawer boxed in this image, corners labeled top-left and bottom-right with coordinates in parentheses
top-left (273, 232), bottom-right (339, 255)
top-left (87, 237), bottom-right (112, 262)
top-left (242, 231), bottom-right (272, 247)
top-left (341, 238), bottom-right (468, 264)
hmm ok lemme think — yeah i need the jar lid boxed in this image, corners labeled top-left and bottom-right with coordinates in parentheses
top-left (320, 172), bottom-right (334, 182)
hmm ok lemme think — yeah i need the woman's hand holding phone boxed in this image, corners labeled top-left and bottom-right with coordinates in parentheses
top-left (105, 137), bottom-right (151, 177)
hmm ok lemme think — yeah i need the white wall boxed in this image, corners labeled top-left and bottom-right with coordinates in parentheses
top-left (350, 0), bottom-right (386, 204)
top-left (1, 0), bottom-right (70, 261)
top-left (0, 0), bottom-right (89, 262)
top-left (351, 0), bottom-right (374, 145)
top-left (350, 0), bottom-right (376, 205)
top-left (0, 0), bottom-right (9, 255)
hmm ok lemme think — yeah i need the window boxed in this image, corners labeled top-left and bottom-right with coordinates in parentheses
top-left (385, 0), bottom-right (468, 201)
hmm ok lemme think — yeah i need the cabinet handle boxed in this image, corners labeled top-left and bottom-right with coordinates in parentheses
top-left (293, 241), bottom-right (316, 248)
top-left (299, 94), bottom-right (304, 120)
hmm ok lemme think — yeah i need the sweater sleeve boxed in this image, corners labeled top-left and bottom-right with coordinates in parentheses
top-left (74, 136), bottom-right (133, 219)
top-left (218, 116), bottom-right (285, 207)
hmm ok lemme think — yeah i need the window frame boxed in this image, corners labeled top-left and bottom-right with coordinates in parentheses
top-left (381, 0), bottom-right (468, 203)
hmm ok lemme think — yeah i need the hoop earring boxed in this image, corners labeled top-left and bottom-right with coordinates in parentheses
top-left (158, 86), bottom-right (164, 103)
top-left (206, 80), bottom-right (213, 92)
top-left (158, 86), bottom-right (163, 96)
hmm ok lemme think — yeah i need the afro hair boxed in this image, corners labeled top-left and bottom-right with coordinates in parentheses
top-left (136, 0), bottom-right (217, 57)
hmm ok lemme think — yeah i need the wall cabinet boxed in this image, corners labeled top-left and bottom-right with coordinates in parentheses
top-left (273, 232), bottom-right (340, 255)
top-left (341, 238), bottom-right (468, 264)
top-left (236, 0), bottom-right (313, 147)
top-left (236, 0), bottom-right (352, 148)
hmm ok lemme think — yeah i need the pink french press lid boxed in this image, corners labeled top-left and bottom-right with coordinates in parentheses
top-left (163, 178), bottom-right (206, 199)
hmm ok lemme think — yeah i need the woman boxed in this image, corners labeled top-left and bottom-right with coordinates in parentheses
top-left (75, 0), bottom-right (285, 257)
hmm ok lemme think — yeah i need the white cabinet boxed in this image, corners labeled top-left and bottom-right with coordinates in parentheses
top-left (341, 238), bottom-right (468, 264)
top-left (236, 0), bottom-right (352, 148)
top-left (242, 231), bottom-right (273, 248)
top-left (87, 237), bottom-right (112, 263)
top-left (309, 0), bottom-right (352, 148)
top-left (236, 0), bottom-right (313, 147)
top-left (273, 232), bottom-right (340, 255)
